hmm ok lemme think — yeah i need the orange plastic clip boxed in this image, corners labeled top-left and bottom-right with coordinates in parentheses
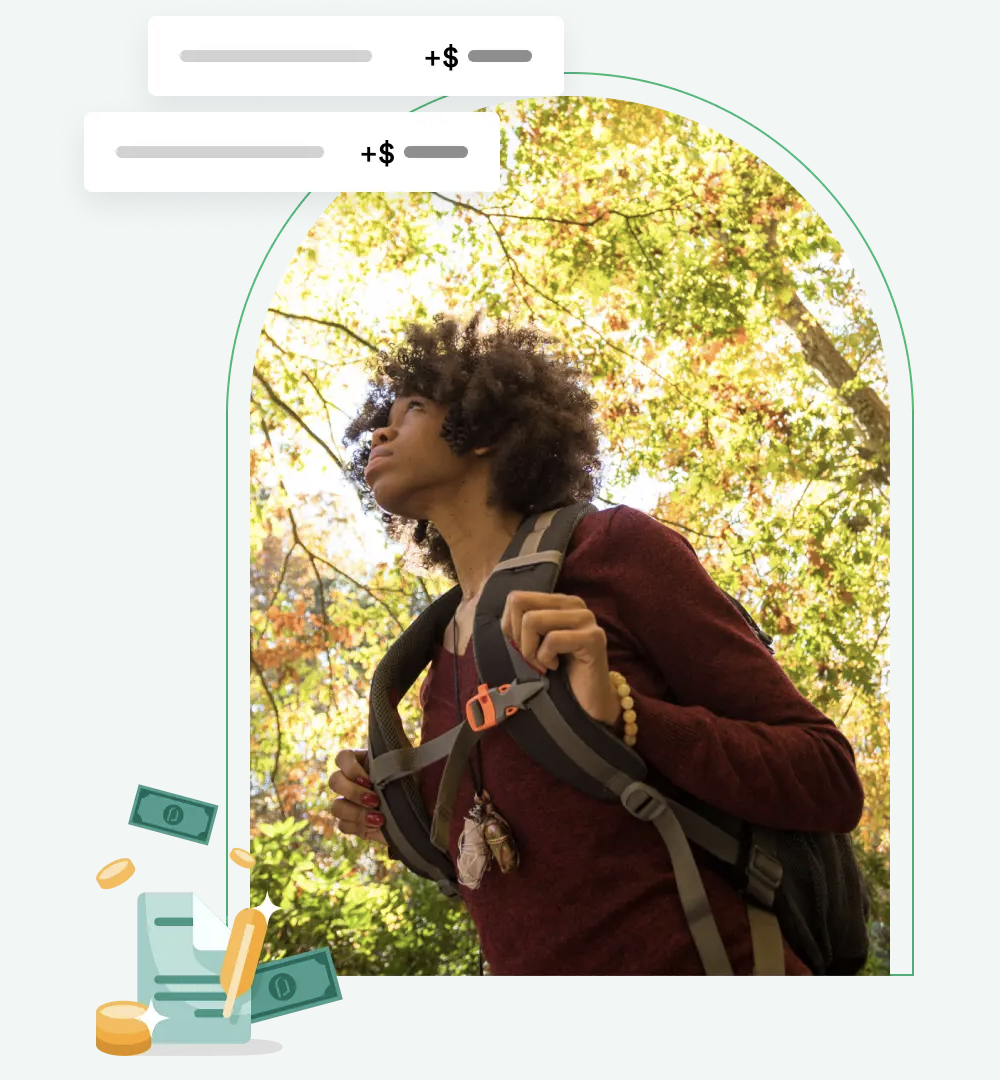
top-left (466, 683), bottom-right (519, 731)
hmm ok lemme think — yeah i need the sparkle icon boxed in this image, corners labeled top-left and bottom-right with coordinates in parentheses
top-left (138, 1002), bottom-right (167, 1034)
top-left (255, 892), bottom-right (282, 923)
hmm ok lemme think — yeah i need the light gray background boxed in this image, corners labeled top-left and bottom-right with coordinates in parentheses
top-left (3, 1), bottom-right (995, 1075)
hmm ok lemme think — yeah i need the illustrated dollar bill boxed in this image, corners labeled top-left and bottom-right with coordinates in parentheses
top-left (137, 892), bottom-right (250, 1044)
top-left (129, 785), bottom-right (218, 845)
top-left (251, 948), bottom-right (342, 1022)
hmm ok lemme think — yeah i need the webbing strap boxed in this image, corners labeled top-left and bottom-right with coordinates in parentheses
top-left (519, 508), bottom-right (559, 556)
top-left (424, 515), bottom-right (560, 858)
top-left (430, 721), bottom-right (485, 852)
top-left (492, 550), bottom-right (563, 574)
top-left (747, 904), bottom-right (785, 975)
top-left (526, 688), bottom-right (734, 975)
top-left (368, 726), bottom-right (463, 787)
top-left (668, 801), bottom-right (741, 867)
top-left (745, 828), bottom-right (783, 907)
top-left (649, 799), bottom-right (735, 976)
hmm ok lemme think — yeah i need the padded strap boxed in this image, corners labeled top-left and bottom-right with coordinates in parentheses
top-left (368, 726), bottom-right (463, 786)
top-left (365, 730), bottom-right (460, 897)
top-left (747, 903), bottom-right (785, 975)
top-left (382, 811), bottom-right (460, 897)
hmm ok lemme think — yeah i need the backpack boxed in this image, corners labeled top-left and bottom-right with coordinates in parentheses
top-left (366, 502), bottom-right (871, 975)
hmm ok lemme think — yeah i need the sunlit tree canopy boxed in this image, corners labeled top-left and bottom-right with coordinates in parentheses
top-left (249, 97), bottom-right (890, 975)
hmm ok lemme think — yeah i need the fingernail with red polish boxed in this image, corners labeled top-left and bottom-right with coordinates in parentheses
top-left (361, 793), bottom-right (379, 807)
top-left (356, 775), bottom-right (372, 788)
top-left (367, 812), bottom-right (384, 826)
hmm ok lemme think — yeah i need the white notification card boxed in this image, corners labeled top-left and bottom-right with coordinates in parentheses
top-left (149, 15), bottom-right (564, 97)
top-left (83, 112), bottom-right (501, 193)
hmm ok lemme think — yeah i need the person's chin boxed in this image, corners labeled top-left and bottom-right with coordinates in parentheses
top-left (368, 477), bottom-right (411, 517)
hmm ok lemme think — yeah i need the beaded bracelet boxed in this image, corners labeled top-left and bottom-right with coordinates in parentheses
top-left (608, 670), bottom-right (638, 747)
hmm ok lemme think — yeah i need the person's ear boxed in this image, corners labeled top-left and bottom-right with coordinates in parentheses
top-left (473, 445), bottom-right (493, 457)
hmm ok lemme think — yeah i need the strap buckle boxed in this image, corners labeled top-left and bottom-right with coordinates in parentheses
top-left (436, 878), bottom-right (460, 898)
top-left (745, 843), bottom-right (783, 907)
top-left (620, 781), bottom-right (668, 822)
top-left (465, 678), bottom-right (547, 732)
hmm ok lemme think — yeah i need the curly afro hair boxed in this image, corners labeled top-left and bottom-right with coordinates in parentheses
top-left (341, 312), bottom-right (606, 582)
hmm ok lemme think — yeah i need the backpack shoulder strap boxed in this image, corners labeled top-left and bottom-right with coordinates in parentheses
top-left (471, 502), bottom-right (646, 797)
top-left (722, 591), bottom-right (775, 653)
top-left (367, 582), bottom-right (465, 896)
top-left (464, 500), bottom-right (785, 975)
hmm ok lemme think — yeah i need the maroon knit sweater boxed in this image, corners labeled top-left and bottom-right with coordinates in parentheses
top-left (415, 505), bottom-right (865, 975)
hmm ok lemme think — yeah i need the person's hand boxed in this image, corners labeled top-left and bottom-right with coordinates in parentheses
top-left (501, 591), bottom-right (623, 727)
top-left (328, 748), bottom-right (387, 845)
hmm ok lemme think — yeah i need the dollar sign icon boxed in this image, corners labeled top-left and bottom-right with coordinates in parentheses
top-left (443, 44), bottom-right (458, 70)
top-left (162, 804), bottom-right (184, 825)
top-left (269, 973), bottom-right (297, 1001)
top-left (379, 140), bottom-right (394, 167)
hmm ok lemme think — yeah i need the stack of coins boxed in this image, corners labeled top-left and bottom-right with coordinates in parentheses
top-left (96, 1001), bottom-right (151, 1056)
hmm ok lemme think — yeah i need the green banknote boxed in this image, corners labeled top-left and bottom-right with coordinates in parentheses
top-left (129, 785), bottom-right (217, 845)
top-left (251, 948), bottom-right (342, 1022)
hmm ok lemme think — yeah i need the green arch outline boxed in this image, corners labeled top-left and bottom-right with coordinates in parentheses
top-left (228, 74), bottom-right (912, 974)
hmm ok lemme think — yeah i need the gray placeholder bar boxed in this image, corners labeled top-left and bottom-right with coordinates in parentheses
top-left (468, 50), bottom-right (532, 62)
top-left (115, 146), bottom-right (325, 158)
top-left (403, 146), bottom-right (469, 159)
top-left (179, 50), bottom-right (372, 62)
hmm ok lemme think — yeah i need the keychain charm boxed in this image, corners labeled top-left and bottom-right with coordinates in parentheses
top-left (477, 790), bottom-right (520, 874)
top-left (456, 811), bottom-right (490, 889)
top-left (455, 790), bottom-right (519, 887)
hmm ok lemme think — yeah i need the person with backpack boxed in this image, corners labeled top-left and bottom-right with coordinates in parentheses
top-left (327, 313), bottom-right (869, 975)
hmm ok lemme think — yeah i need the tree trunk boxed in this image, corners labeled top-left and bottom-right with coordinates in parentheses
top-left (778, 291), bottom-right (891, 480)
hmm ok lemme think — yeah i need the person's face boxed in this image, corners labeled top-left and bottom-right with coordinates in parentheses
top-left (364, 394), bottom-right (488, 519)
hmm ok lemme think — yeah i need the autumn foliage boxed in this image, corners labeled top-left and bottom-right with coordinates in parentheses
top-left (250, 97), bottom-right (891, 974)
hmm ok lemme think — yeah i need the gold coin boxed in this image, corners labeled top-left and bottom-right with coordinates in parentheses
top-left (96, 1001), bottom-right (151, 1056)
top-left (96, 858), bottom-right (136, 890)
top-left (229, 847), bottom-right (255, 869)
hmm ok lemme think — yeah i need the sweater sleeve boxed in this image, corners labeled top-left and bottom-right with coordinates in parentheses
top-left (605, 505), bottom-right (865, 834)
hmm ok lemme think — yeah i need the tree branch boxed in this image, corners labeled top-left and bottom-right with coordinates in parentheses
top-left (253, 366), bottom-right (346, 471)
top-left (261, 542), bottom-right (296, 640)
top-left (594, 492), bottom-right (728, 540)
top-left (484, 217), bottom-right (538, 319)
top-left (267, 308), bottom-right (382, 354)
top-left (299, 368), bottom-right (350, 445)
top-left (259, 326), bottom-right (347, 370)
top-left (253, 404), bottom-right (404, 631)
top-left (307, 548), bottom-right (405, 631)
top-left (839, 609), bottom-right (891, 722)
top-left (287, 506), bottom-right (337, 720)
top-left (625, 217), bottom-right (667, 286)
top-left (476, 215), bottom-right (714, 417)
top-left (430, 191), bottom-right (693, 228)
top-left (251, 652), bottom-right (283, 800)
